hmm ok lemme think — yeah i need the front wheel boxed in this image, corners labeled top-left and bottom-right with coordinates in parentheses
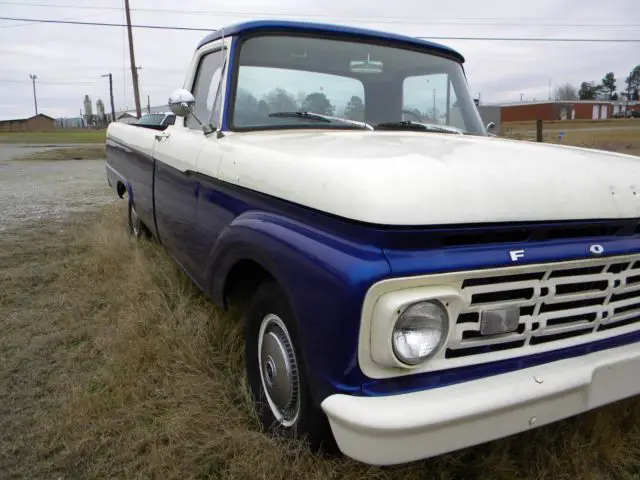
top-left (128, 201), bottom-right (144, 238)
top-left (245, 280), bottom-right (335, 451)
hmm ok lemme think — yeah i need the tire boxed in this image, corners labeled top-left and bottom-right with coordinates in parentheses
top-left (128, 201), bottom-right (149, 239)
top-left (245, 280), bottom-right (336, 452)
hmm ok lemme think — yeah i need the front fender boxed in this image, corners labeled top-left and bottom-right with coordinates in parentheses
top-left (204, 210), bottom-right (391, 403)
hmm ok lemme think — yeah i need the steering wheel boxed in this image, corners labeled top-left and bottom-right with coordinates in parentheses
top-left (402, 109), bottom-right (422, 122)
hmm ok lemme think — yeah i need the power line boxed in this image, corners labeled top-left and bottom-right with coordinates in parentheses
top-left (0, 16), bottom-right (213, 31)
top-left (0, 78), bottom-right (100, 85)
top-left (0, 11), bottom-right (109, 29)
top-left (1, 2), bottom-right (639, 28)
top-left (1, 16), bottom-right (640, 42)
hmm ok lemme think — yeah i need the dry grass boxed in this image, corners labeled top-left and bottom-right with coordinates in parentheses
top-left (12, 145), bottom-right (107, 162)
top-left (3, 203), bottom-right (640, 479)
top-left (502, 119), bottom-right (636, 131)
top-left (501, 122), bottom-right (640, 157)
top-left (545, 129), bottom-right (640, 157)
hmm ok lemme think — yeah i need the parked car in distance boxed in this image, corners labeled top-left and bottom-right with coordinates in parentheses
top-left (105, 19), bottom-right (640, 466)
top-left (132, 112), bottom-right (176, 130)
top-left (612, 110), bottom-right (633, 119)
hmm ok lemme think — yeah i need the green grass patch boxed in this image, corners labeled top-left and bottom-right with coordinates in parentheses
top-left (0, 129), bottom-right (106, 144)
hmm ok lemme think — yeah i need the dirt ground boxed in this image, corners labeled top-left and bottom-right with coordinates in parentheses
top-left (0, 156), bottom-right (114, 233)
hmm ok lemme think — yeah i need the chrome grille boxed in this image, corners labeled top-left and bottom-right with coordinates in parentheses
top-left (447, 258), bottom-right (640, 359)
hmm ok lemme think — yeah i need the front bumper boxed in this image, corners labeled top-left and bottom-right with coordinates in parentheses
top-left (321, 341), bottom-right (640, 466)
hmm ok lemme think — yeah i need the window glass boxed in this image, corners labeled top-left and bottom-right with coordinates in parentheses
top-left (403, 74), bottom-right (464, 129)
top-left (233, 66), bottom-right (365, 128)
top-left (229, 34), bottom-right (486, 134)
top-left (188, 49), bottom-right (224, 130)
top-left (135, 113), bottom-right (165, 125)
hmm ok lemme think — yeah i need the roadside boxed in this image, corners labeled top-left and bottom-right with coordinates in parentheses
top-left (10, 145), bottom-right (106, 162)
top-left (0, 143), bottom-right (114, 232)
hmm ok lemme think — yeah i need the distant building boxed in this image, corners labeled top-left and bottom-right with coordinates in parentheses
top-left (484, 100), bottom-right (640, 123)
top-left (0, 113), bottom-right (56, 132)
top-left (116, 112), bottom-right (138, 124)
top-left (476, 105), bottom-right (501, 134)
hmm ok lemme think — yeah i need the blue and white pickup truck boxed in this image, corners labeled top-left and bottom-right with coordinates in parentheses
top-left (105, 20), bottom-right (640, 466)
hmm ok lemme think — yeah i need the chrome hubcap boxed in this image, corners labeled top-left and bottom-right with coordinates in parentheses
top-left (258, 314), bottom-right (300, 427)
top-left (131, 205), bottom-right (140, 235)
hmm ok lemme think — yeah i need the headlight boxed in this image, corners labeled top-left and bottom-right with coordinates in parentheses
top-left (392, 301), bottom-right (448, 365)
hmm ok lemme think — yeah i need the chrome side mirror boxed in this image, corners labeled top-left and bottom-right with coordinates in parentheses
top-left (167, 88), bottom-right (214, 135)
top-left (168, 88), bottom-right (195, 117)
top-left (486, 121), bottom-right (496, 131)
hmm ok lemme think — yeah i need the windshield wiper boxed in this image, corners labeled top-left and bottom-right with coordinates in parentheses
top-left (375, 120), bottom-right (465, 135)
top-left (268, 111), bottom-right (374, 130)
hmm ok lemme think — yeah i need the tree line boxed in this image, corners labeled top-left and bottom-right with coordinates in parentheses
top-left (236, 87), bottom-right (366, 121)
top-left (554, 65), bottom-right (640, 101)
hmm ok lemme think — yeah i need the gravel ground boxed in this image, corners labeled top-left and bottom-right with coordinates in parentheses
top-left (0, 145), bottom-right (116, 232)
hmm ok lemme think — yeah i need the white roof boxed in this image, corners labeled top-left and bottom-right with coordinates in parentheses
top-left (483, 100), bottom-right (639, 108)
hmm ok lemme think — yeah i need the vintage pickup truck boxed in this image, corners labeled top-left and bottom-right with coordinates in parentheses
top-left (105, 20), bottom-right (640, 466)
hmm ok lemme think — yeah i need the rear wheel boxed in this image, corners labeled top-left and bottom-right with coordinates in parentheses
top-left (245, 280), bottom-right (336, 451)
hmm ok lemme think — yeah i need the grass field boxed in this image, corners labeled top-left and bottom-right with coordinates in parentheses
top-left (0, 129), bottom-right (106, 144)
top-left (501, 120), bottom-right (640, 157)
top-left (3, 202), bottom-right (640, 479)
top-left (502, 118), bottom-right (638, 131)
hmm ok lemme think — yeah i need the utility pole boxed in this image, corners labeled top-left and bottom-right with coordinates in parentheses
top-left (101, 73), bottom-right (116, 123)
top-left (432, 88), bottom-right (436, 120)
top-left (29, 74), bottom-right (38, 115)
top-left (124, 0), bottom-right (142, 118)
top-left (147, 94), bottom-right (151, 114)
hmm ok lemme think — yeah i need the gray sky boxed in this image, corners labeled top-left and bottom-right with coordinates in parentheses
top-left (1, 0), bottom-right (638, 120)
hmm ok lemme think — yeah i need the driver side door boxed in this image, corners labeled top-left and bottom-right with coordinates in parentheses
top-left (153, 45), bottom-right (226, 287)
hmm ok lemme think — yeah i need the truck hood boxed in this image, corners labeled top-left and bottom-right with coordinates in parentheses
top-left (215, 130), bottom-right (640, 226)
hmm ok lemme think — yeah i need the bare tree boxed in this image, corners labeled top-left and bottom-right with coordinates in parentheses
top-left (554, 83), bottom-right (578, 101)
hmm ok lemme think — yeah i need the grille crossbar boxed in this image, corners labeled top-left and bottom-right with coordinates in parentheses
top-left (448, 258), bottom-right (640, 358)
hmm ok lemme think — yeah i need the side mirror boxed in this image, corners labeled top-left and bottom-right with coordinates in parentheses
top-left (167, 88), bottom-right (215, 135)
top-left (486, 121), bottom-right (496, 131)
top-left (168, 88), bottom-right (195, 117)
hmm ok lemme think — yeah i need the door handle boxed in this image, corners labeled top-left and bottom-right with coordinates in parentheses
top-left (155, 132), bottom-right (170, 141)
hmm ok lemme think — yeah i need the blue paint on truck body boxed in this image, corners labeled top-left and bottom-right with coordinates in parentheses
top-left (196, 19), bottom-right (465, 62)
top-left (104, 21), bottom-right (640, 408)
top-left (105, 137), bottom-right (640, 403)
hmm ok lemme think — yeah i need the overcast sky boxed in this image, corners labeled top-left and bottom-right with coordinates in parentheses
top-left (1, 0), bottom-right (638, 120)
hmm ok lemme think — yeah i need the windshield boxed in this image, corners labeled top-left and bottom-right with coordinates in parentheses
top-left (230, 33), bottom-right (486, 135)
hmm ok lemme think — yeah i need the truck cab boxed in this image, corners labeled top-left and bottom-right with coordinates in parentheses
top-left (105, 20), bottom-right (640, 466)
